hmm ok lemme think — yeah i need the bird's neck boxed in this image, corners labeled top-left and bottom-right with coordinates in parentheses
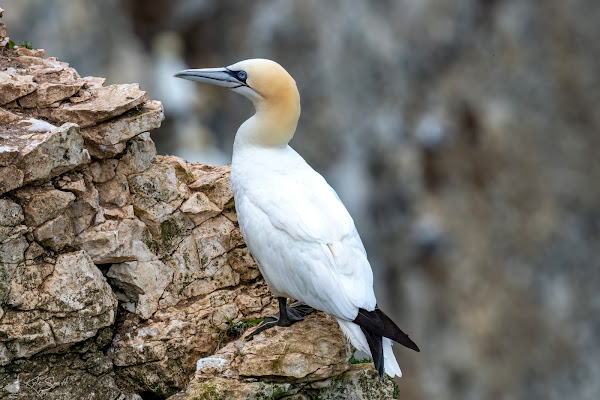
top-left (234, 87), bottom-right (300, 150)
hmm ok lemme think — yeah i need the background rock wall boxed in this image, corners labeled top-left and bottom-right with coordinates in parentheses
top-left (0, 18), bottom-right (394, 399)
top-left (3, 1), bottom-right (600, 399)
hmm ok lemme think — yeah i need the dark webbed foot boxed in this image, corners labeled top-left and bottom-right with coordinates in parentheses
top-left (246, 298), bottom-right (316, 340)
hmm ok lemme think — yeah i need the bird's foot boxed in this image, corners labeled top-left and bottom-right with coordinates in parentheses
top-left (246, 301), bottom-right (316, 340)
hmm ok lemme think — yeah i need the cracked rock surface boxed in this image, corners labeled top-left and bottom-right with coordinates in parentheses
top-left (0, 19), bottom-right (394, 400)
top-left (173, 314), bottom-right (395, 400)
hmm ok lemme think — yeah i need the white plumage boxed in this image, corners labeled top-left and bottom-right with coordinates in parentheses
top-left (175, 58), bottom-right (417, 378)
top-left (231, 145), bottom-right (402, 377)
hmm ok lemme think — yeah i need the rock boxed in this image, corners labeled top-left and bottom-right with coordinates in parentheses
top-left (14, 186), bottom-right (76, 226)
top-left (75, 218), bottom-right (156, 264)
top-left (102, 205), bottom-right (135, 220)
top-left (116, 132), bottom-right (157, 176)
top-left (85, 139), bottom-right (127, 159)
top-left (173, 314), bottom-right (395, 400)
top-left (0, 319), bottom-right (55, 359)
top-left (0, 131), bottom-right (19, 166)
top-left (0, 71), bottom-right (36, 105)
top-left (0, 235), bottom-right (28, 265)
top-left (6, 262), bottom-right (54, 310)
top-left (18, 81), bottom-right (83, 108)
top-left (160, 215), bottom-right (240, 306)
top-left (81, 100), bottom-right (163, 146)
top-left (0, 165), bottom-right (23, 195)
top-left (188, 164), bottom-right (236, 220)
top-left (176, 364), bottom-right (396, 400)
top-left (33, 84), bottom-right (149, 128)
top-left (128, 158), bottom-right (189, 237)
top-left (0, 337), bottom-right (121, 399)
top-left (90, 159), bottom-right (119, 183)
top-left (97, 173), bottom-right (131, 207)
top-left (109, 283), bottom-right (276, 395)
top-left (5, 122), bottom-right (90, 185)
top-left (14, 47), bottom-right (46, 58)
top-left (0, 236), bottom-right (28, 301)
top-left (180, 192), bottom-right (221, 226)
top-left (69, 171), bottom-right (101, 235)
top-left (56, 172), bottom-right (87, 194)
top-left (0, 199), bottom-right (24, 228)
top-left (33, 213), bottom-right (74, 251)
top-left (107, 260), bottom-right (173, 319)
top-left (159, 155), bottom-right (194, 184)
top-left (37, 251), bottom-right (117, 343)
top-left (237, 314), bottom-right (350, 382)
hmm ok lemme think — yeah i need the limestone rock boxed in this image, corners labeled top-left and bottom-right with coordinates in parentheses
top-left (33, 84), bottom-right (148, 128)
top-left (0, 199), bottom-right (24, 229)
top-left (37, 251), bottom-right (117, 342)
top-left (75, 218), bottom-right (156, 264)
top-left (6, 262), bottom-right (54, 310)
top-left (107, 260), bottom-right (173, 319)
top-left (176, 364), bottom-right (396, 400)
top-left (33, 213), bottom-right (74, 251)
top-left (189, 164), bottom-right (236, 220)
top-left (56, 172), bottom-right (87, 194)
top-left (180, 192), bottom-right (221, 226)
top-left (0, 165), bottom-right (23, 196)
top-left (0, 235), bottom-right (27, 302)
top-left (109, 283), bottom-right (276, 394)
top-left (19, 81), bottom-right (83, 108)
top-left (0, 333), bottom-right (121, 399)
top-left (173, 314), bottom-right (395, 400)
top-left (90, 159), bottom-right (119, 183)
top-left (0, 235), bottom-right (27, 265)
top-left (160, 215), bottom-right (240, 306)
top-left (3, 122), bottom-right (90, 186)
top-left (14, 186), bottom-right (75, 226)
top-left (0, 71), bottom-right (36, 105)
top-left (238, 314), bottom-right (350, 381)
top-left (69, 171), bottom-right (101, 235)
top-left (85, 139), bottom-right (126, 159)
top-left (116, 132), bottom-right (157, 176)
top-left (14, 47), bottom-right (46, 58)
top-left (97, 173), bottom-right (131, 207)
top-left (0, 251), bottom-right (117, 363)
top-left (128, 158), bottom-right (189, 237)
top-left (81, 100), bottom-right (163, 146)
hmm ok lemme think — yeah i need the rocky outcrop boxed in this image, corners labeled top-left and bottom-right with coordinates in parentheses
top-left (0, 14), bottom-right (394, 400)
top-left (173, 313), bottom-right (396, 400)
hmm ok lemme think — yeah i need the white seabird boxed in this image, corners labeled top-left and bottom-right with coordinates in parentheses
top-left (175, 59), bottom-right (419, 377)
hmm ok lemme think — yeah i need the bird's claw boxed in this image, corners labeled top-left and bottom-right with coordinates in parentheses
top-left (246, 301), bottom-right (316, 340)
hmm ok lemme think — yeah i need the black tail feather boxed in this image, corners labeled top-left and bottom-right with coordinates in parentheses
top-left (354, 307), bottom-right (420, 352)
top-left (360, 326), bottom-right (384, 378)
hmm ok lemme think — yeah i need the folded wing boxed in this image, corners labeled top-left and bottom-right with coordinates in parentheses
top-left (235, 166), bottom-right (377, 321)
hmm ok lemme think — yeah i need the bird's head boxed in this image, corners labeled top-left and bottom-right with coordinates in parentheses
top-left (174, 58), bottom-right (298, 108)
top-left (175, 59), bottom-right (301, 146)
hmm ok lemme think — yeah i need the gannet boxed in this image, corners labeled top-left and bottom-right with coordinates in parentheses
top-left (175, 59), bottom-right (419, 377)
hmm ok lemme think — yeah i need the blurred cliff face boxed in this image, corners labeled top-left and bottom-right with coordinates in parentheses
top-left (6, 0), bottom-right (600, 398)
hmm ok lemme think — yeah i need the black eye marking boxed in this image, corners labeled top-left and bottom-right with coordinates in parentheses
top-left (225, 68), bottom-right (249, 87)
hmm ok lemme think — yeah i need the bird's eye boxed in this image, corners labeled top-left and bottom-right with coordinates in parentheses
top-left (237, 70), bottom-right (247, 81)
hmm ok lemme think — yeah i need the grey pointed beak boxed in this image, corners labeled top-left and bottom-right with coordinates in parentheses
top-left (174, 67), bottom-right (241, 88)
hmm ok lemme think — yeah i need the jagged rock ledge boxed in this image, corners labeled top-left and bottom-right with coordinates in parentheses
top-left (0, 14), bottom-right (395, 400)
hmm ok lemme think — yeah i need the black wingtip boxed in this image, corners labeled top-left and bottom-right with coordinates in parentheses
top-left (355, 307), bottom-right (420, 352)
top-left (361, 326), bottom-right (385, 378)
top-left (410, 340), bottom-right (420, 352)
